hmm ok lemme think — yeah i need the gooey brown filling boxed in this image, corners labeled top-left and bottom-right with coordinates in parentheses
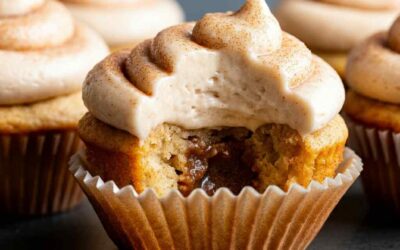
top-left (178, 133), bottom-right (256, 196)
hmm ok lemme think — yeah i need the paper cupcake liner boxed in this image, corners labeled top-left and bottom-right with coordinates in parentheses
top-left (0, 131), bottom-right (84, 215)
top-left (70, 148), bottom-right (361, 250)
top-left (347, 119), bottom-right (400, 214)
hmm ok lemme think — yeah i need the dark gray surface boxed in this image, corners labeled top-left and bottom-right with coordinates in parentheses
top-left (177, 0), bottom-right (278, 20)
top-left (2, 180), bottom-right (400, 250)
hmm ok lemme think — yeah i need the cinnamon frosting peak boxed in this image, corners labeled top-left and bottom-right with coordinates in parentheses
top-left (0, 0), bottom-right (109, 105)
top-left (0, 1), bottom-right (74, 50)
top-left (192, 0), bottom-right (282, 55)
top-left (83, 0), bottom-right (344, 140)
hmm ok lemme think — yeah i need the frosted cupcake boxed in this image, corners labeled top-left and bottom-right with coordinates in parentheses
top-left (275, 0), bottom-right (400, 77)
top-left (0, 0), bottom-right (109, 215)
top-left (60, 0), bottom-right (184, 51)
top-left (345, 16), bottom-right (400, 214)
top-left (71, 0), bottom-right (362, 248)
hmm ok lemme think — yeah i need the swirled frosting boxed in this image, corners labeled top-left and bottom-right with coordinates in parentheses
top-left (0, 0), bottom-right (44, 16)
top-left (320, 0), bottom-right (400, 10)
top-left (61, 0), bottom-right (184, 47)
top-left (346, 16), bottom-right (400, 104)
top-left (275, 0), bottom-right (400, 51)
top-left (0, 0), bottom-right (109, 105)
top-left (83, 0), bottom-right (344, 140)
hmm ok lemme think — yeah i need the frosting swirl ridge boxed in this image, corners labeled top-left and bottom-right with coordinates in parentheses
top-left (347, 16), bottom-right (400, 104)
top-left (0, 0), bottom-right (109, 105)
top-left (0, 0), bottom-right (44, 16)
top-left (83, 0), bottom-right (344, 140)
top-left (0, 1), bottom-right (74, 50)
top-left (319, 0), bottom-right (400, 10)
top-left (61, 0), bottom-right (184, 46)
top-left (192, 0), bottom-right (282, 55)
top-left (275, 0), bottom-right (400, 51)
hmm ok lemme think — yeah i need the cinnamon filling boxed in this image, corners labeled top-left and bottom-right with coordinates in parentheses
top-left (178, 133), bottom-right (255, 196)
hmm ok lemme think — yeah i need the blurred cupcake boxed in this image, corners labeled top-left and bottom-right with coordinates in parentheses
top-left (60, 0), bottom-right (184, 51)
top-left (345, 16), bottom-right (400, 214)
top-left (0, 0), bottom-right (109, 215)
top-left (275, 0), bottom-right (400, 77)
top-left (71, 0), bottom-right (361, 248)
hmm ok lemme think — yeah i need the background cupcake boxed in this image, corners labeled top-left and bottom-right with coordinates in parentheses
top-left (0, 0), bottom-right (109, 215)
top-left (275, 0), bottom-right (400, 77)
top-left (60, 0), bottom-right (185, 51)
top-left (71, 0), bottom-right (362, 248)
top-left (345, 16), bottom-right (400, 215)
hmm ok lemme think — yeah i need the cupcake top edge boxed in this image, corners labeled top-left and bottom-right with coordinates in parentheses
top-left (83, 0), bottom-right (345, 140)
top-left (275, 0), bottom-right (400, 51)
top-left (346, 16), bottom-right (400, 104)
top-left (0, 0), bottom-right (109, 106)
top-left (61, 0), bottom-right (185, 46)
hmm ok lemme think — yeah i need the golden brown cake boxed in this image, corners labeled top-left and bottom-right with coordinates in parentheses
top-left (345, 16), bottom-right (400, 214)
top-left (79, 113), bottom-right (347, 196)
top-left (275, 0), bottom-right (400, 77)
top-left (345, 90), bottom-right (400, 133)
top-left (0, 92), bottom-right (85, 134)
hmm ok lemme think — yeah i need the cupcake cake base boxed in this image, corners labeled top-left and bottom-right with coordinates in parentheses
top-left (70, 148), bottom-right (361, 250)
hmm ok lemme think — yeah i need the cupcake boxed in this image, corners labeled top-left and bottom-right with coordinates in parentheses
top-left (345, 16), bottom-right (400, 214)
top-left (275, 0), bottom-right (400, 77)
top-left (0, 0), bottom-right (109, 215)
top-left (60, 0), bottom-right (184, 51)
top-left (71, 0), bottom-right (362, 248)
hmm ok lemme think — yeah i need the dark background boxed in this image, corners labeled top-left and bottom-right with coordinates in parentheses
top-left (178, 0), bottom-right (278, 20)
top-left (2, 1), bottom-right (400, 250)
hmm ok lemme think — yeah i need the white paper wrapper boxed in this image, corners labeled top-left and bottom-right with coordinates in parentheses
top-left (347, 119), bottom-right (400, 213)
top-left (70, 148), bottom-right (361, 250)
top-left (0, 131), bottom-right (84, 215)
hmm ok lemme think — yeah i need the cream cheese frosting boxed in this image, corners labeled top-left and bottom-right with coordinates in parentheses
top-left (61, 0), bottom-right (184, 47)
top-left (83, 0), bottom-right (345, 140)
top-left (0, 0), bottom-right (109, 105)
top-left (0, 0), bottom-right (44, 16)
top-left (346, 16), bottom-right (400, 104)
top-left (319, 0), bottom-right (400, 10)
top-left (275, 0), bottom-right (400, 51)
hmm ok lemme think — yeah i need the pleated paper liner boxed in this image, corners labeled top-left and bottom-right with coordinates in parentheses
top-left (0, 131), bottom-right (84, 215)
top-left (347, 119), bottom-right (400, 214)
top-left (70, 148), bottom-right (361, 250)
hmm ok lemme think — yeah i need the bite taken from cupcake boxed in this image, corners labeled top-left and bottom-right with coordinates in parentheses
top-left (345, 16), bottom-right (400, 215)
top-left (0, 0), bottom-right (109, 215)
top-left (275, 0), bottom-right (400, 77)
top-left (71, 0), bottom-right (362, 249)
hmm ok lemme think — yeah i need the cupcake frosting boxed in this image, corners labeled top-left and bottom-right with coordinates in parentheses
top-left (275, 0), bottom-right (400, 51)
top-left (83, 0), bottom-right (344, 140)
top-left (0, 0), bottom-right (109, 105)
top-left (61, 0), bottom-right (184, 46)
top-left (0, 0), bottom-right (44, 16)
top-left (346, 16), bottom-right (400, 104)
top-left (319, 0), bottom-right (400, 10)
